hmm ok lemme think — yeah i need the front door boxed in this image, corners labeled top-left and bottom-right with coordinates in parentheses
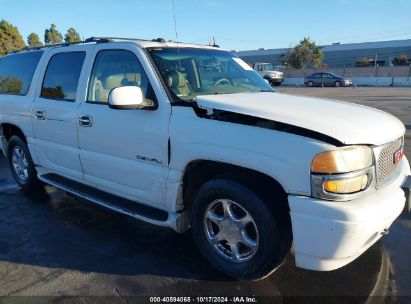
top-left (77, 45), bottom-right (171, 208)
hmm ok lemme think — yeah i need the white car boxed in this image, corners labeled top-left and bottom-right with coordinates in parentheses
top-left (0, 37), bottom-right (410, 280)
top-left (253, 62), bottom-right (284, 86)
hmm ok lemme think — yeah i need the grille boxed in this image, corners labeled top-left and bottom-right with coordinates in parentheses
top-left (376, 137), bottom-right (403, 187)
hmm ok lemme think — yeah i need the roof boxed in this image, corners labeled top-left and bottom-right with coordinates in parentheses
top-left (235, 39), bottom-right (411, 57)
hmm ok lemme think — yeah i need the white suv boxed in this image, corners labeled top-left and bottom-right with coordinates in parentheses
top-left (0, 37), bottom-right (410, 280)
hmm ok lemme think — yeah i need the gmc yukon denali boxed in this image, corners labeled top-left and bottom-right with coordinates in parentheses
top-left (0, 37), bottom-right (410, 280)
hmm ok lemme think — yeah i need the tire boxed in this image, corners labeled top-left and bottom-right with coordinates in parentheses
top-left (7, 135), bottom-right (40, 191)
top-left (273, 82), bottom-right (282, 86)
top-left (191, 179), bottom-right (290, 280)
top-left (307, 81), bottom-right (314, 87)
top-left (334, 81), bottom-right (342, 87)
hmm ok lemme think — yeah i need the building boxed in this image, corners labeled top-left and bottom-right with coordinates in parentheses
top-left (235, 39), bottom-right (411, 68)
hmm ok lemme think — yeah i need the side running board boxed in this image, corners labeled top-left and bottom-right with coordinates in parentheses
top-left (39, 173), bottom-right (169, 223)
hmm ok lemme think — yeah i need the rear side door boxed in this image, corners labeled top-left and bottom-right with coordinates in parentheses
top-left (77, 44), bottom-right (171, 209)
top-left (31, 47), bottom-right (91, 180)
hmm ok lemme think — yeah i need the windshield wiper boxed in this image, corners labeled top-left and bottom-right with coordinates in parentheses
top-left (259, 89), bottom-right (274, 92)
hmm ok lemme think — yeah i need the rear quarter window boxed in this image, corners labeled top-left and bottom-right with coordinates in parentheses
top-left (0, 51), bottom-right (43, 95)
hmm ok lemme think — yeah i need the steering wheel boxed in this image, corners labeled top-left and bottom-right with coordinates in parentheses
top-left (213, 78), bottom-right (231, 86)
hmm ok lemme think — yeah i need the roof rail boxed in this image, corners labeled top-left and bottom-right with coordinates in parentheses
top-left (9, 36), bottom-right (217, 55)
top-left (10, 38), bottom-right (102, 54)
top-left (84, 36), bottom-right (166, 43)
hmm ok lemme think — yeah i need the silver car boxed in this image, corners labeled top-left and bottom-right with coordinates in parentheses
top-left (304, 72), bottom-right (352, 87)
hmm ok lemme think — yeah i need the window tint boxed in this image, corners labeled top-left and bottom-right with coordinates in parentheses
top-left (41, 52), bottom-right (85, 101)
top-left (87, 50), bottom-right (151, 104)
top-left (0, 51), bottom-right (43, 95)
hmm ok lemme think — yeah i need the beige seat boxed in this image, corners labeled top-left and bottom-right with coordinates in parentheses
top-left (94, 74), bottom-right (127, 102)
top-left (165, 70), bottom-right (191, 96)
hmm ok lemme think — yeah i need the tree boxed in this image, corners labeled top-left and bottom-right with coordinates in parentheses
top-left (392, 54), bottom-right (410, 66)
top-left (0, 19), bottom-right (26, 56)
top-left (44, 24), bottom-right (63, 45)
top-left (27, 33), bottom-right (43, 47)
top-left (286, 37), bottom-right (323, 69)
top-left (64, 28), bottom-right (81, 44)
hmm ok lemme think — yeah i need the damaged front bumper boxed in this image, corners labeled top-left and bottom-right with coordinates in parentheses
top-left (288, 157), bottom-right (410, 271)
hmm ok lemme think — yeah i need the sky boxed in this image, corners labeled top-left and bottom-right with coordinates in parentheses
top-left (1, 0), bottom-right (411, 51)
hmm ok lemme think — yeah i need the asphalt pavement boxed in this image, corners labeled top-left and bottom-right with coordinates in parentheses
top-left (1, 87), bottom-right (411, 303)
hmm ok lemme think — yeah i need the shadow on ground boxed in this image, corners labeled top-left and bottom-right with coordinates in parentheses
top-left (0, 153), bottom-right (383, 301)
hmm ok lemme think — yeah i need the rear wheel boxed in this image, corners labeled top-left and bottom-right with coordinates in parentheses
top-left (7, 135), bottom-right (40, 191)
top-left (191, 179), bottom-right (290, 280)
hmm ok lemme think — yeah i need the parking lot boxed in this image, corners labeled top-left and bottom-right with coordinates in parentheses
top-left (0, 87), bottom-right (410, 303)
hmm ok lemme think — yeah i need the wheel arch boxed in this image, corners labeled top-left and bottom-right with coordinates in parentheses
top-left (182, 159), bottom-right (290, 215)
top-left (0, 123), bottom-right (27, 156)
top-left (0, 123), bottom-right (27, 143)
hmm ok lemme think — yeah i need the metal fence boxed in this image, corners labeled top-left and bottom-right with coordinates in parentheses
top-left (281, 66), bottom-right (411, 78)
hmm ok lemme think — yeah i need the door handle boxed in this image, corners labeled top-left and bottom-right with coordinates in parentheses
top-left (33, 110), bottom-right (46, 120)
top-left (78, 115), bottom-right (93, 127)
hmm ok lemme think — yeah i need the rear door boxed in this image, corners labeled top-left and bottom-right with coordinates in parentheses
top-left (31, 47), bottom-right (92, 180)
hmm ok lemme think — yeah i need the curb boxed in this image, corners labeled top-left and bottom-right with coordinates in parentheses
top-left (366, 249), bottom-right (396, 304)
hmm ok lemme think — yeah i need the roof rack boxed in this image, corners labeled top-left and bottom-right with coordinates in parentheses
top-left (10, 37), bottom-right (106, 54)
top-left (9, 36), bottom-right (217, 55)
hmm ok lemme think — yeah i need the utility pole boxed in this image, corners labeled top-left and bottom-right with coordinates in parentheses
top-left (375, 53), bottom-right (378, 77)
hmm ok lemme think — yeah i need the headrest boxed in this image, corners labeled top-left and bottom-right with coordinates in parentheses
top-left (102, 74), bottom-right (126, 90)
top-left (166, 70), bottom-right (186, 88)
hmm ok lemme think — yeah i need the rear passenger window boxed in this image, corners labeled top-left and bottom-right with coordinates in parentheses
top-left (41, 52), bottom-right (85, 101)
top-left (0, 51), bottom-right (43, 95)
top-left (87, 50), bottom-right (151, 104)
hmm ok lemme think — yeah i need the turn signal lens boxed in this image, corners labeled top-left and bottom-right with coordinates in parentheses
top-left (311, 146), bottom-right (373, 174)
top-left (323, 174), bottom-right (369, 194)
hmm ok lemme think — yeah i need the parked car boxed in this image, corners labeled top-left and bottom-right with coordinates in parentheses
top-left (305, 72), bottom-right (352, 87)
top-left (0, 37), bottom-right (409, 281)
top-left (253, 62), bottom-right (284, 86)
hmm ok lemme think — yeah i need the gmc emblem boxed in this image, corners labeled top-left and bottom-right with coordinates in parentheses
top-left (394, 148), bottom-right (404, 164)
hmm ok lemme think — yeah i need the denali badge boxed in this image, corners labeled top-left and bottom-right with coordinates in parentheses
top-left (394, 148), bottom-right (404, 164)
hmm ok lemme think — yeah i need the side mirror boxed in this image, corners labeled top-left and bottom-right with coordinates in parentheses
top-left (108, 86), bottom-right (155, 110)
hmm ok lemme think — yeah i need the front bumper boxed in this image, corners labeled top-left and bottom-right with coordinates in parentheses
top-left (288, 157), bottom-right (410, 271)
top-left (402, 175), bottom-right (411, 213)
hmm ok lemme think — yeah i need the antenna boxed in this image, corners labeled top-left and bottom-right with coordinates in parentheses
top-left (170, 0), bottom-right (179, 44)
top-left (170, 0), bottom-right (182, 70)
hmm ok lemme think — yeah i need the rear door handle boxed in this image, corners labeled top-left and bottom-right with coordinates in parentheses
top-left (78, 115), bottom-right (93, 127)
top-left (33, 110), bottom-right (46, 120)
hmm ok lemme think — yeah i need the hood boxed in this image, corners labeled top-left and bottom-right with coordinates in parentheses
top-left (196, 92), bottom-right (405, 146)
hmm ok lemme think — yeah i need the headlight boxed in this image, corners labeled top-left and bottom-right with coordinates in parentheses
top-left (311, 146), bottom-right (373, 174)
top-left (311, 146), bottom-right (374, 200)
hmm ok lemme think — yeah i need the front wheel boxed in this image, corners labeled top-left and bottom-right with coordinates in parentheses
top-left (191, 179), bottom-right (290, 280)
top-left (307, 81), bottom-right (314, 87)
top-left (334, 81), bottom-right (342, 87)
top-left (7, 135), bottom-right (40, 191)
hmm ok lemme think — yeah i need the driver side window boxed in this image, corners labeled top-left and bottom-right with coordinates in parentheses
top-left (87, 49), bottom-right (152, 104)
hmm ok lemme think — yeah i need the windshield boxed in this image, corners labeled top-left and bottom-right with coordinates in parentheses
top-left (329, 72), bottom-right (341, 78)
top-left (263, 64), bottom-right (276, 71)
top-left (147, 47), bottom-right (273, 102)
